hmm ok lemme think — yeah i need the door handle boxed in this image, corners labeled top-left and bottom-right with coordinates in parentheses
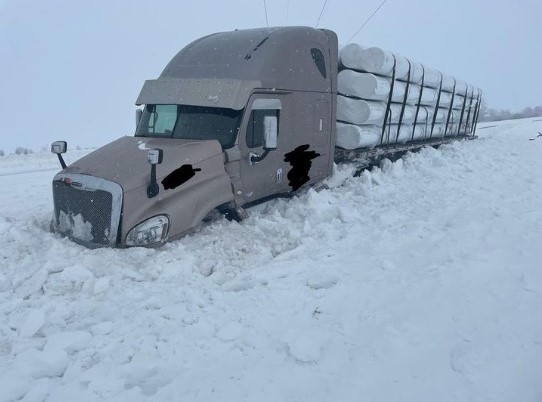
top-left (276, 168), bottom-right (283, 184)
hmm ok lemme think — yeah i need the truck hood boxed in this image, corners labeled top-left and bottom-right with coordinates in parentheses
top-left (63, 136), bottom-right (224, 192)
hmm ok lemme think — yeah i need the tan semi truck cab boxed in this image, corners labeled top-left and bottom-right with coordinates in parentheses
top-left (51, 27), bottom-right (338, 247)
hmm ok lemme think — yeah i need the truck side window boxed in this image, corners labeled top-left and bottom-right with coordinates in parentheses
top-left (311, 48), bottom-right (327, 79)
top-left (147, 104), bottom-right (178, 135)
top-left (246, 109), bottom-right (279, 148)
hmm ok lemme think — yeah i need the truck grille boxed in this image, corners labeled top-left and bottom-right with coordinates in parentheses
top-left (52, 174), bottom-right (122, 247)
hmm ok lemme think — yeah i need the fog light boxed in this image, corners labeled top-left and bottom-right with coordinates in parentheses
top-left (126, 215), bottom-right (169, 246)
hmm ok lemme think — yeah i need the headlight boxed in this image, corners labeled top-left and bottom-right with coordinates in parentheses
top-left (126, 215), bottom-right (169, 246)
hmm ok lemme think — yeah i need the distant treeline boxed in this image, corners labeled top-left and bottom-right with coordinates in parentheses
top-left (480, 105), bottom-right (542, 122)
top-left (0, 145), bottom-right (84, 157)
top-left (0, 147), bottom-right (33, 156)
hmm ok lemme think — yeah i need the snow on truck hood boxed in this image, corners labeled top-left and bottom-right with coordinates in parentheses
top-left (61, 136), bottom-right (223, 192)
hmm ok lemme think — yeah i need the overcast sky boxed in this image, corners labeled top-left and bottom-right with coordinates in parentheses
top-left (0, 0), bottom-right (540, 152)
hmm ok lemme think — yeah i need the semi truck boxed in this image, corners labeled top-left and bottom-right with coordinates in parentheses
top-left (50, 26), bottom-right (481, 248)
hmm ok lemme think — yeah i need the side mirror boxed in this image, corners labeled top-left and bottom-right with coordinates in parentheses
top-left (146, 149), bottom-right (163, 198)
top-left (51, 141), bottom-right (67, 155)
top-left (51, 141), bottom-right (67, 169)
top-left (136, 109), bottom-right (143, 129)
top-left (263, 115), bottom-right (278, 150)
top-left (147, 149), bottom-right (163, 165)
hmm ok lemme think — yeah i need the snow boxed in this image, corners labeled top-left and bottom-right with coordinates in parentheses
top-left (18, 309), bottom-right (45, 338)
top-left (137, 141), bottom-right (150, 151)
top-left (0, 118), bottom-right (541, 401)
top-left (0, 149), bottom-right (92, 176)
top-left (58, 211), bottom-right (94, 243)
top-left (13, 348), bottom-right (68, 379)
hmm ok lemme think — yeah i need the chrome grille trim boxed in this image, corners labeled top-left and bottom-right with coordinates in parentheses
top-left (52, 173), bottom-right (123, 247)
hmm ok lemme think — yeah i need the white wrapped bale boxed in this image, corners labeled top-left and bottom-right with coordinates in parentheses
top-left (453, 80), bottom-right (469, 96)
top-left (338, 70), bottom-right (420, 103)
top-left (383, 123), bottom-right (465, 143)
top-left (338, 70), bottom-right (461, 107)
top-left (336, 96), bottom-right (466, 130)
top-left (463, 88), bottom-right (482, 107)
top-left (430, 123), bottom-right (460, 138)
top-left (418, 87), bottom-right (438, 105)
top-left (417, 88), bottom-right (459, 108)
top-left (337, 123), bottom-right (429, 150)
top-left (451, 94), bottom-right (466, 110)
top-left (337, 96), bottom-right (381, 125)
top-left (336, 43), bottom-right (482, 151)
top-left (336, 123), bottom-right (381, 149)
top-left (421, 70), bottom-right (463, 90)
top-left (436, 91), bottom-right (454, 107)
top-left (411, 87), bottom-right (462, 107)
top-left (382, 124), bottom-right (428, 144)
top-left (336, 119), bottom-right (467, 150)
top-left (414, 106), bottom-right (431, 123)
top-left (339, 43), bottom-right (365, 69)
top-left (341, 45), bottom-right (422, 82)
top-left (419, 107), bottom-right (466, 126)
top-left (427, 107), bottom-right (460, 123)
top-left (341, 45), bottom-right (471, 92)
top-left (337, 96), bottom-right (416, 126)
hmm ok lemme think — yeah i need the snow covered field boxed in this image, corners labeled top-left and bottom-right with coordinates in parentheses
top-left (0, 118), bottom-right (541, 402)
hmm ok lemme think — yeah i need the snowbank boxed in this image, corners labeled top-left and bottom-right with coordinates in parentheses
top-left (0, 118), bottom-right (541, 401)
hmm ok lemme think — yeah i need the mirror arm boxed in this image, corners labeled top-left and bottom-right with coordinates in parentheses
top-left (57, 154), bottom-right (67, 169)
top-left (147, 164), bottom-right (159, 198)
top-left (146, 148), bottom-right (163, 198)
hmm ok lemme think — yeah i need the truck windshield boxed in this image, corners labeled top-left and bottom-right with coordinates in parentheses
top-left (135, 104), bottom-right (242, 149)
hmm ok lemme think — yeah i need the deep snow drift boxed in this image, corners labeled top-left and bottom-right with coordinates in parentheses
top-left (0, 118), bottom-right (541, 402)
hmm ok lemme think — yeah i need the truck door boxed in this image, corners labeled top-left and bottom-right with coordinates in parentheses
top-left (238, 95), bottom-right (288, 203)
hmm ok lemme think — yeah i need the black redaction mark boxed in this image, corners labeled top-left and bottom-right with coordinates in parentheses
top-left (162, 165), bottom-right (201, 190)
top-left (284, 145), bottom-right (321, 191)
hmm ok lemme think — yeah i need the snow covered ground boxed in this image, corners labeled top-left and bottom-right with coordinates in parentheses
top-left (0, 118), bottom-right (541, 402)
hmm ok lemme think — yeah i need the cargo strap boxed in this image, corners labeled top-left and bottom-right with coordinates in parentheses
top-left (423, 111), bottom-right (430, 139)
top-left (444, 78), bottom-right (457, 136)
top-left (471, 90), bottom-right (482, 135)
top-left (380, 56), bottom-right (397, 146)
top-left (395, 60), bottom-right (412, 143)
top-left (457, 86), bottom-right (470, 135)
top-left (411, 65), bottom-right (425, 141)
top-left (429, 73), bottom-right (444, 138)
top-left (464, 89), bottom-right (475, 134)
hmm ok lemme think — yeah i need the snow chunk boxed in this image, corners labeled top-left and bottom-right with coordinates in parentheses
top-left (0, 370), bottom-right (30, 401)
top-left (19, 309), bottom-right (45, 338)
top-left (380, 158), bottom-right (393, 173)
top-left (93, 276), bottom-right (110, 294)
top-left (90, 321), bottom-right (114, 336)
top-left (216, 321), bottom-right (244, 341)
top-left (15, 268), bottom-right (48, 298)
top-left (45, 330), bottom-right (92, 353)
top-left (286, 336), bottom-right (325, 364)
top-left (19, 378), bottom-right (51, 402)
top-left (45, 265), bottom-right (95, 295)
top-left (14, 348), bottom-right (68, 379)
top-left (137, 140), bottom-right (150, 150)
top-left (0, 273), bottom-right (10, 292)
top-left (61, 266), bottom-right (94, 284)
top-left (306, 275), bottom-right (338, 290)
top-left (58, 211), bottom-right (94, 242)
top-left (221, 276), bottom-right (255, 292)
